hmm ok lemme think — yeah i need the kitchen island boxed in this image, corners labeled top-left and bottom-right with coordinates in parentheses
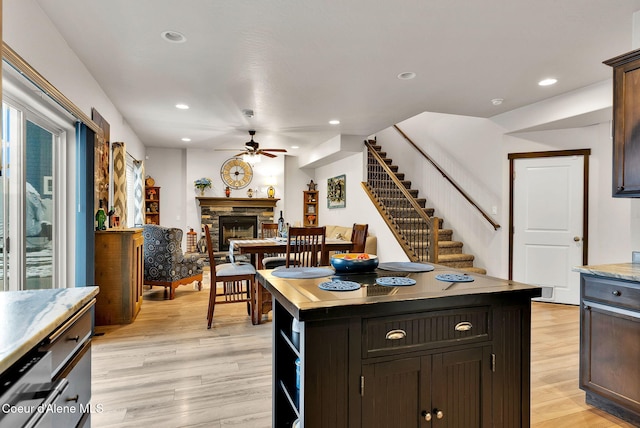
top-left (257, 265), bottom-right (541, 428)
top-left (0, 287), bottom-right (98, 428)
top-left (574, 263), bottom-right (640, 426)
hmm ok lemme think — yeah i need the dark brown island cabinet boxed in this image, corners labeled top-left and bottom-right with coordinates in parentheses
top-left (258, 266), bottom-right (541, 428)
top-left (576, 264), bottom-right (640, 426)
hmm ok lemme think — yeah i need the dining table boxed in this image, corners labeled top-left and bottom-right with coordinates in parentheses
top-left (228, 237), bottom-right (353, 269)
top-left (228, 237), bottom-right (353, 324)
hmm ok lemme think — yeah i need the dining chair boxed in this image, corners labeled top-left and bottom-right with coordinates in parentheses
top-left (351, 223), bottom-right (369, 253)
top-left (261, 222), bottom-right (286, 269)
top-left (261, 222), bottom-right (279, 239)
top-left (261, 222), bottom-right (296, 269)
top-left (205, 225), bottom-right (256, 328)
top-left (286, 226), bottom-right (327, 267)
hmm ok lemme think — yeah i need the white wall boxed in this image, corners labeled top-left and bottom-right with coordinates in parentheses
top-left (6, 0), bottom-right (634, 275)
top-left (314, 152), bottom-right (407, 261)
top-left (285, 156), bottom-right (315, 227)
top-left (4, 0), bottom-right (145, 159)
top-left (3, 0), bottom-right (147, 287)
top-left (376, 114), bottom-right (504, 273)
top-left (145, 147), bottom-right (187, 229)
top-left (145, 147), bottom-right (286, 242)
top-left (374, 110), bottom-right (632, 278)
top-left (505, 123), bottom-right (632, 266)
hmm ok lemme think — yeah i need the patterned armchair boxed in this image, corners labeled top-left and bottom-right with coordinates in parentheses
top-left (142, 224), bottom-right (204, 299)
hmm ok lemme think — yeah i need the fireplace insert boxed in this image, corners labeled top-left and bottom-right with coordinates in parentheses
top-left (218, 216), bottom-right (257, 251)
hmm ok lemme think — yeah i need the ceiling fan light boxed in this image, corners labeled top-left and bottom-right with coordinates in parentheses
top-left (243, 153), bottom-right (261, 164)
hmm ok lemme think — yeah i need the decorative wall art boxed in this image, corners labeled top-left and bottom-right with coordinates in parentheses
top-left (112, 142), bottom-right (127, 227)
top-left (91, 108), bottom-right (110, 215)
top-left (327, 174), bottom-right (346, 209)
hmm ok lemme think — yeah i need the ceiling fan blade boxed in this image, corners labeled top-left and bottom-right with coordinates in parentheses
top-left (215, 148), bottom-right (244, 151)
top-left (260, 152), bottom-right (277, 158)
top-left (234, 152), bottom-right (248, 157)
top-left (261, 148), bottom-right (288, 152)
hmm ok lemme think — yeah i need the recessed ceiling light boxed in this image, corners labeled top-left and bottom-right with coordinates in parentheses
top-left (181, 137), bottom-right (191, 142)
top-left (329, 119), bottom-right (340, 125)
top-left (175, 103), bottom-right (189, 110)
top-left (161, 30), bottom-right (186, 43)
top-left (491, 98), bottom-right (504, 106)
top-left (538, 78), bottom-right (557, 86)
top-left (397, 72), bottom-right (416, 80)
top-left (291, 146), bottom-right (299, 149)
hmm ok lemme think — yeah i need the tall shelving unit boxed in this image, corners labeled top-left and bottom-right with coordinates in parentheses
top-left (145, 186), bottom-right (160, 225)
top-left (303, 190), bottom-right (318, 226)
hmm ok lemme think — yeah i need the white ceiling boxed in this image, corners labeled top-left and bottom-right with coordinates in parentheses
top-left (33, 0), bottom-right (640, 152)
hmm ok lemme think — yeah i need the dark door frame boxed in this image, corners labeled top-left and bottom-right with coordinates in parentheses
top-left (507, 149), bottom-right (590, 280)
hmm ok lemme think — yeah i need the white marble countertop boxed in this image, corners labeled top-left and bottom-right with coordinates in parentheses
top-left (573, 263), bottom-right (640, 282)
top-left (0, 287), bottom-right (99, 374)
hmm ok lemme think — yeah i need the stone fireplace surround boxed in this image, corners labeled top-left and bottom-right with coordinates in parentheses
top-left (196, 197), bottom-right (280, 252)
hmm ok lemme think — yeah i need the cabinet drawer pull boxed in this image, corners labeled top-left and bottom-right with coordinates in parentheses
top-left (455, 321), bottom-right (472, 332)
top-left (385, 329), bottom-right (406, 340)
top-left (612, 290), bottom-right (621, 297)
top-left (66, 394), bottom-right (79, 403)
top-left (67, 335), bottom-right (80, 342)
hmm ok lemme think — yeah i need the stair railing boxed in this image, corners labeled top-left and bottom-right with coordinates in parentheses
top-left (364, 140), bottom-right (439, 263)
top-left (394, 125), bottom-right (501, 231)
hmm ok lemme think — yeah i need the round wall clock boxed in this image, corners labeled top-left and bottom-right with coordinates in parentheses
top-left (220, 157), bottom-right (253, 189)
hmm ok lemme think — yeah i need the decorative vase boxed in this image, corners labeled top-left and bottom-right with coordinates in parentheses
top-left (225, 186), bottom-right (231, 197)
top-left (199, 188), bottom-right (205, 196)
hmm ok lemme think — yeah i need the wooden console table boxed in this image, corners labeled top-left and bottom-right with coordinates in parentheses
top-left (94, 228), bottom-right (144, 325)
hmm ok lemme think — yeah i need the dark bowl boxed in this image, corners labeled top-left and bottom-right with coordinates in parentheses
top-left (331, 253), bottom-right (379, 273)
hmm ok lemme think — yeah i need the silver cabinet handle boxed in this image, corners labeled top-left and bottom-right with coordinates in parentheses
top-left (385, 329), bottom-right (407, 340)
top-left (455, 321), bottom-right (472, 332)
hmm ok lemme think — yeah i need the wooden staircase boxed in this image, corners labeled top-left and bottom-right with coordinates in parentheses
top-left (365, 141), bottom-right (486, 274)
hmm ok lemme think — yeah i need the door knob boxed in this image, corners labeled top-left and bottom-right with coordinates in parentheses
top-left (421, 410), bottom-right (432, 421)
top-left (573, 236), bottom-right (581, 242)
top-left (434, 409), bottom-right (444, 419)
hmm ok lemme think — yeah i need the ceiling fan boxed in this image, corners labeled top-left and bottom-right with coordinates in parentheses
top-left (218, 130), bottom-right (287, 160)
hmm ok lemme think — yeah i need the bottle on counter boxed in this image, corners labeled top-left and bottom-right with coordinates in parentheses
top-left (277, 210), bottom-right (285, 237)
top-left (95, 201), bottom-right (107, 231)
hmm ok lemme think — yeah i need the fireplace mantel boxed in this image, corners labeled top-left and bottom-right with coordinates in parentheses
top-left (196, 197), bottom-right (280, 208)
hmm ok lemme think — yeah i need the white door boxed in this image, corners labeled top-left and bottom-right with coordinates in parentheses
top-left (513, 155), bottom-right (584, 305)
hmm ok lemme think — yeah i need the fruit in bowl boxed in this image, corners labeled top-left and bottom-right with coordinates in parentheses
top-left (331, 253), bottom-right (379, 273)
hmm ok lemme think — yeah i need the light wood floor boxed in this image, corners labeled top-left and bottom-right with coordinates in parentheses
top-left (90, 286), bottom-right (635, 427)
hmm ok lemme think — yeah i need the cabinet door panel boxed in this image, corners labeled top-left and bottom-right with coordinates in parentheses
top-left (581, 303), bottom-right (640, 412)
top-left (431, 346), bottom-right (493, 428)
top-left (609, 52), bottom-right (640, 197)
top-left (362, 357), bottom-right (425, 428)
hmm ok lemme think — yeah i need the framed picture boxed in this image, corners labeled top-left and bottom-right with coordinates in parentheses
top-left (327, 174), bottom-right (346, 209)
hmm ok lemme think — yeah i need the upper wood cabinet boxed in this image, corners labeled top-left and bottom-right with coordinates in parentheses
top-left (605, 48), bottom-right (640, 197)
